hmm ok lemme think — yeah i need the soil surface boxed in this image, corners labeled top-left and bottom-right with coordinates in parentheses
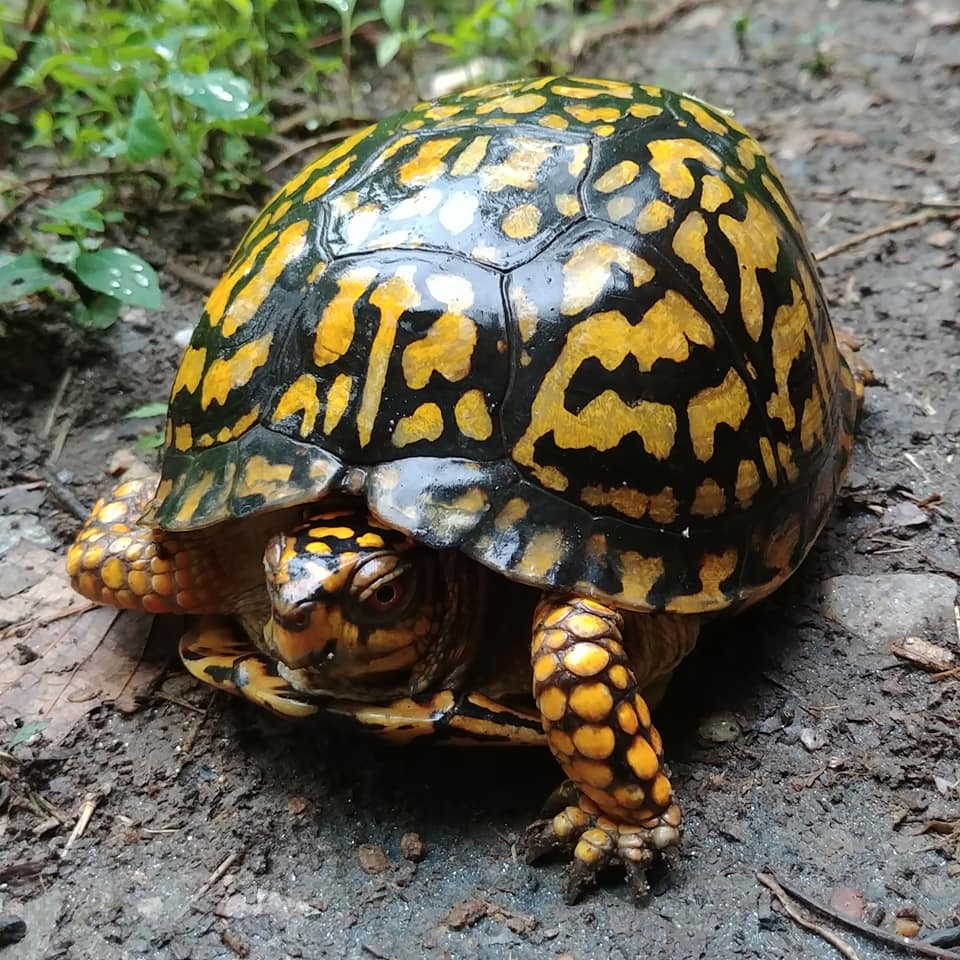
top-left (2, 1), bottom-right (959, 958)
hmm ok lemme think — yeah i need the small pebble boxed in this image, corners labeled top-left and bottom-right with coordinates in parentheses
top-left (357, 843), bottom-right (390, 875)
top-left (400, 831), bottom-right (425, 862)
top-left (0, 915), bottom-right (26, 946)
top-left (697, 711), bottom-right (741, 743)
top-left (895, 917), bottom-right (921, 938)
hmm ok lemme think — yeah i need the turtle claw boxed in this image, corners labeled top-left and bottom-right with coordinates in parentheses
top-left (525, 787), bottom-right (682, 904)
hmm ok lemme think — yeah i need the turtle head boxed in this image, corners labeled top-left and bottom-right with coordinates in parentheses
top-left (261, 506), bottom-right (467, 698)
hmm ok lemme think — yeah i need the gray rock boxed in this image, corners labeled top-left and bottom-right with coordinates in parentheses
top-left (821, 574), bottom-right (957, 644)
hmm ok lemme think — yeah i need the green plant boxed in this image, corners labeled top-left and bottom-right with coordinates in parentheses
top-left (0, 187), bottom-right (161, 328)
top-left (733, 13), bottom-right (751, 60)
top-left (125, 400), bottom-right (168, 449)
top-left (376, 0), bottom-right (429, 70)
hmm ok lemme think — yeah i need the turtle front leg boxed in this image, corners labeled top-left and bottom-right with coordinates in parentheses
top-left (527, 595), bottom-right (695, 903)
top-left (67, 476), bottom-right (219, 614)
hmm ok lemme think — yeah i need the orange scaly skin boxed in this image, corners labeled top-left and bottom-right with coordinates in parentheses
top-left (66, 477), bottom-right (221, 615)
top-left (528, 596), bottom-right (685, 903)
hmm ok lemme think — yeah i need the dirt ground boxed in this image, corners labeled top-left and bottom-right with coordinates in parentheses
top-left (2, 1), bottom-right (959, 957)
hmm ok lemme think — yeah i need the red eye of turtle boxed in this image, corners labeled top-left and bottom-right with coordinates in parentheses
top-left (366, 579), bottom-right (405, 611)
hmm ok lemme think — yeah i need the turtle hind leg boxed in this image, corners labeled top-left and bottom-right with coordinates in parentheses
top-left (526, 596), bottom-right (693, 903)
top-left (67, 475), bottom-right (219, 614)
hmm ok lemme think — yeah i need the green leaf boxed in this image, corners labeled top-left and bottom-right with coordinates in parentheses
top-left (9, 720), bottom-right (48, 748)
top-left (74, 293), bottom-right (123, 330)
top-left (135, 431), bottom-right (166, 450)
top-left (72, 248), bottom-right (162, 309)
top-left (0, 254), bottom-right (58, 301)
top-left (376, 33), bottom-right (402, 67)
top-left (125, 401), bottom-right (168, 419)
top-left (167, 69), bottom-right (255, 119)
top-left (381, 0), bottom-right (405, 31)
top-left (126, 90), bottom-right (168, 162)
top-left (41, 189), bottom-right (106, 233)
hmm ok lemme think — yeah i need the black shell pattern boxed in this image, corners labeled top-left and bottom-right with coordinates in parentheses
top-left (153, 76), bottom-right (859, 615)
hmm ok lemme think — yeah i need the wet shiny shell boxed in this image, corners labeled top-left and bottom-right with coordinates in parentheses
top-left (153, 76), bottom-right (859, 615)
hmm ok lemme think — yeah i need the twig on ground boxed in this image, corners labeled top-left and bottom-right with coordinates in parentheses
top-left (165, 259), bottom-right (217, 294)
top-left (41, 369), bottom-right (73, 439)
top-left (36, 466), bottom-right (90, 521)
top-left (815, 209), bottom-right (958, 261)
top-left (192, 850), bottom-right (243, 902)
top-left (47, 415), bottom-right (74, 467)
top-left (181, 695), bottom-right (214, 753)
top-left (758, 872), bottom-right (863, 960)
top-left (759, 870), bottom-right (960, 960)
top-left (62, 791), bottom-right (100, 856)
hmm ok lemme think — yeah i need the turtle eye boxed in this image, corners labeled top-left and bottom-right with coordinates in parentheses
top-left (365, 578), bottom-right (406, 612)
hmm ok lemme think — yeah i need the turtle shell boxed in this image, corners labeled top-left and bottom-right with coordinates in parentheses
top-left (153, 76), bottom-right (859, 615)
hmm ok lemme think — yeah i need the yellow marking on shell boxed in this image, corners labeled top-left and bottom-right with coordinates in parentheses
top-left (617, 553), bottom-right (664, 604)
top-left (402, 313), bottom-right (477, 389)
top-left (287, 124), bottom-right (374, 192)
top-left (572, 76), bottom-right (635, 97)
top-left (735, 136), bottom-right (764, 172)
top-left (401, 119), bottom-right (424, 131)
top-left (735, 459), bottom-right (761, 506)
top-left (516, 529), bottom-right (563, 580)
top-left (673, 210), bottom-right (729, 313)
top-left (314, 266), bottom-right (378, 367)
top-left (368, 133), bottom-right (417, 172)
top-left (555, 193), bottom-right (580, 216)
top-left (626, 737), bottom-right (659, 781)
top-left (568, 143), bottom-right (589, 177)
top-left (548, 729), bottom-right (575, 757)
top-left (691, 478), bottom-right (726, 517)
top-left (495, 497), bottom-right (528, 531)
top-left (306, 540), bottom-right (331, 554)
top-left (679, 97), bottom-right (728, 136)
top-left (500, 203), bottom-right (542, 240)
top-left (565, 104), bottom-right (621, 123)
top-left (222, 221), bottom-right (309, 337)
top-left (606, 196), bottom-right (635, 220)
top-left (174, 471), bottom-right (215, 524)
top-left (592, 124), bottom-right (616, 137)
top-left (398, 137), bottom-right (462, 187)
top-left (99, 556), bottom-right (126, 591)
top-left (777, 441), bottom-right (799, 482)
top-left (718, 193), bottom-right (783, 340)
top-left (687, 368), bottom-right (751, 462)
top-left (200, 332), bottom-right (273, 410)
top-left (581, 484), bottom-right (649, 519)
top-left (635, 199), bottom-right (674, 234)
top-left (392, 402), bottom-right (443, 447)
top-left (236, 456), bottom-right (293, 500)
top-left (307, 525), bottom-right (355, 539)
top-left (561, 241), bottom-right (653, 315)
top-left (220, 406), bottom-right (259, 443)
top-left (648, 723), bottom-right (662, 756)
top-left (538, 685), bottom-right (568, 721)
top-left (126, 570), bottom-right (151, 597)
top-left (173, 423), bottom-right (193, 452)
top-left (647, 139), bottom-right (722, 199)
top-left (387, 187), bottom-right (443, 221)
top-left (478, 138), bottom-right (556, 192)
top-left (766, 281), bottom-right (809, 431)
top-left (648, 487), bottom-right (678, 524)
top-left (171, 345), bottom-right (207, 398)
top-left (538, 113), bottom-right (569, 130)
top-left (572, 724), bottom-right (616, 760)
top-left (476, 92), bottom-right (547, 115)
top-left (450, 135), bottom-right (491, 176)
top-left (268, 198), bottom-right (292, 224)
top-left (594, 160), bottom-right (639, 193)
top-left (628, 102), bottom-right (662, 119)
top-left (358, 266), bottom-right (421, 448)
top-left (614, 784), bottom-right (647, 809)
top-left (766, 517), bottom-right (801, 575)
top-left (303, 156), bottom-right (354, 203)
top-left (95, 497), bottom-right (126, 520)
top-left (667, 547), bottom-right (739, 613)
top-left (509, 283), bottom-right (540, 343)
top-left (801, 387), bottom-right (824, 452)
top-left (323, 374), bottom-right (352, 434)
top-left (437, 191), bottom-right (480, 236)
top-left (700, 174), bottom-right (734, 212)
top-left (164, 420), bottom-right (173, 448)
top-left (759, 436), bottom-right (778, 483)
top-left (454, 389), bottom-right (494, 441)
top-left (451, 487), bottom-right (487, 516)
top-left (568, 683), bottom-right (614, 723)
top-left (563, 642), bottom-right (610, 677)
top-left (605, 664), bottom-right (629, 690)
top-left (273, 375), bottom-right (320, 438)
top-left (205, 230), bottom-right (277, 327)
top-left (647, 772), bottom-right (671, 809)
top-left (424, 104), bottom-right (463, 120)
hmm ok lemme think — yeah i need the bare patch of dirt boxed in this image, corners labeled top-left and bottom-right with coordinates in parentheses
top-left (2, 2), bottom-right (958, 958)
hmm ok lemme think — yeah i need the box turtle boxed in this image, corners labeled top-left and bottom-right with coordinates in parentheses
top-left (68, 76), bottom-right (865, 902)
